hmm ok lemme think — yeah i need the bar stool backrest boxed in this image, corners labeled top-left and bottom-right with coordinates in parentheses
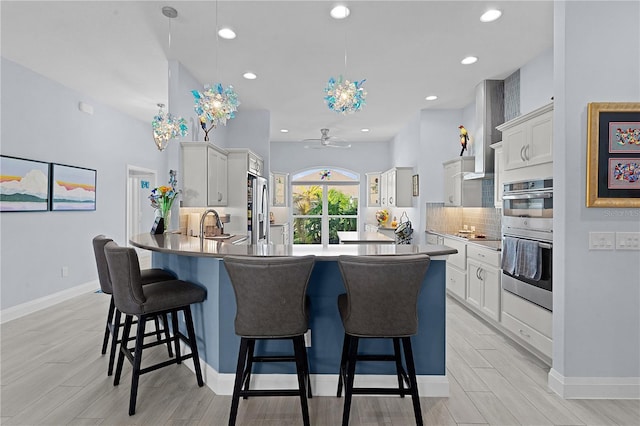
top-left (337, 254), bottom-right (431, 337)
top-left (104, 241), bottom-right (147, 315)
top-left (93, 234), bottom-right (115, 294)
top-left (223, 255), bottom-right (316, 338)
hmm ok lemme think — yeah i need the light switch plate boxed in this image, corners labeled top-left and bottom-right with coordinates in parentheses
top-left (589, 232), bottom-right (615, 250)
top-left (616, 232), bottom-right (640, 250)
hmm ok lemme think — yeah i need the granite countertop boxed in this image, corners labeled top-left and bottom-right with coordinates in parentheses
top-left (426, 230), bottom-right (502, 251)
top-left (130, 233), bottom-right (457, 260)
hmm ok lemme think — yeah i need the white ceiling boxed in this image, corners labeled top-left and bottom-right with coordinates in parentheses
top-left (1, 1), bottom-right (553, 144)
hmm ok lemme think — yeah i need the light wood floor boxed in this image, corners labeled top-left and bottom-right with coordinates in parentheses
top-left (2, 291), bottom-right (639, 425)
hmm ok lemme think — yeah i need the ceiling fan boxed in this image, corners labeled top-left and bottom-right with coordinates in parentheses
top-left (303, 128), bottom-right (351, 149)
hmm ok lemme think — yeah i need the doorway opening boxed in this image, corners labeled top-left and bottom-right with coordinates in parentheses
top-left (126, 165), bottom-right (157, 268)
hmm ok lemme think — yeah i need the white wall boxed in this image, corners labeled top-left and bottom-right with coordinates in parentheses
top-left (0, 58), bottom-right (169, 310)
top-left (553, 0), bottom-right (640, 390)
top-left (521, 47), bottom-right (554, 116)
top-left (270, 140), bottom-right (391, 228)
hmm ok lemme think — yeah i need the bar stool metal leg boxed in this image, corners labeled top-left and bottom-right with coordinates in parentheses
top-left (402, 337), bottom-right (423, 426)
top-left (128, 314), bottom-right (147, 416)
top-left (242, 339), bottom-right (256, 399)
top-left (393, 337), bottom-right (406, 398)
top-left (229, 337), bottom-right (250, 426)
top-left (336, 333), bottom-right (350, 397)
top-left (293, 335), bottom-right (311, 426)
top-left (183, 306), bottom-right (204, 386)
top-left (102, 297), bottom-right (115, 355)
top-left (341, 335), bottom-right (359, 426)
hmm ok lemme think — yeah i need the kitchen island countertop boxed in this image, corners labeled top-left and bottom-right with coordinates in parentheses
top-left (130, 232), bottom-right (457, 259)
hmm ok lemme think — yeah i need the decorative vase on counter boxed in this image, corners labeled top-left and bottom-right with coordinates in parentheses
top-left (149, 170), bottom-right (179, 234)
top-left (375, 209), bottom-right (389, 227)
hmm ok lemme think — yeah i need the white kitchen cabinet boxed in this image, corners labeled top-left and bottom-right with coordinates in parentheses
top-left (227, 148), bottom-right (265, 177)
top-left (443, 236), bottom-right (467, 300)
top-left (366, 172), bottom-right (381, 207)
top-left (490, 142), bottom-right (504, 209)
top-left (466, 244), bottom-right (501, 322)
top-left (501, 289), bottom-right (552, 359)
top-left (442, 157), bottom-right (482, 207)
top-left (270, 172), bottom-right (288, 207)
top-left (498, 103), bottom-right (553, 172)
top-left (181, 142), bottom-right (228, 207)
top-left (270, 222), bottom-right (290, 245)
top-left (380, 167), bottom-right (413, 208)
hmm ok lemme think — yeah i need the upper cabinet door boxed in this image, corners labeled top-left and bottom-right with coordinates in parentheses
top-left (271, 172), bottom-right (289, 207)
top-left (366, 172), bottom-right (381, 207)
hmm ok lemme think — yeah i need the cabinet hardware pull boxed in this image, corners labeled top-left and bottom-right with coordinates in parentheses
top-left (389, 197), bottom-right (393, 204)
top-left (520, 146), bottom-right (526, 162)
top-left (524, 145), bottom-right (530, 161)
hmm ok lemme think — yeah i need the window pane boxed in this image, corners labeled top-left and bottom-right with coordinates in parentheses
top-left (327, 185), bottom-right (358, 215)
top-left (329, 217), bottom-right (357, 244)
top-left (293, 218), bottom-right (321, 244)
top-left (291, 185), bottom-right (322, 215)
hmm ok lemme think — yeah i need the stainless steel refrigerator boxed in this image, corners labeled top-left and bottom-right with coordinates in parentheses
top-left (247, 174), bottom-right (268, 244)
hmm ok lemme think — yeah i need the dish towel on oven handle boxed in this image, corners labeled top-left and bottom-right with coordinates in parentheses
top-left (515, 239), bottom-right (542, 280)
top-left (501, 237), bottom-right (518, 275)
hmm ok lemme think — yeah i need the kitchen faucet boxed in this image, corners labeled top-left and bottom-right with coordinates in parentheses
top-left (200, 209), bottom-right (223, 238)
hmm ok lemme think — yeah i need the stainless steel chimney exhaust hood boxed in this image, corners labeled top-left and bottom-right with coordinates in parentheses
top-left (463, 80), bottom-right (505, 180)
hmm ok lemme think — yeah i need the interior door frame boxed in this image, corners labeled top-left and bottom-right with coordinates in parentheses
top-left (126, 165), bottom-right (157, 249)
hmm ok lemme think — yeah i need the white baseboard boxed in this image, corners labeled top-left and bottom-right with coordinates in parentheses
top-left (0, 280), bottom-right (99, 324)
top-left (548, 368), bottom-right (640, 399)
top-left (182, 351), bottom-right (449, 397)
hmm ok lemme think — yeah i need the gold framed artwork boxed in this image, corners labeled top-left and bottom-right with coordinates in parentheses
top-left (586, 102), bottom-right (640, 207)
top-left (412, 174), bottom-right (419, 197)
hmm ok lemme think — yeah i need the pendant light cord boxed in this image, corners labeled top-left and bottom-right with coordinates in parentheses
top-left (215, 0), bottom-right (219, 79)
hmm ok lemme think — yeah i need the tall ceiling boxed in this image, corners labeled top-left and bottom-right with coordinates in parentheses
top-left (1, 1), bottom-right (553, 144)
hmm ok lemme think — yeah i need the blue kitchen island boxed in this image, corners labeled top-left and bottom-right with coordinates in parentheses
top-left (130, 233), bottom-right (456, 397)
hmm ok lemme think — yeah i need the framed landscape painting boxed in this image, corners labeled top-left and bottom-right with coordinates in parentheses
top-left (0, 155), bottom-right (51, 212)
top-left (50, 163), bottom-right (97, 211)
top-left (586, 102), bottom-right (640, 207)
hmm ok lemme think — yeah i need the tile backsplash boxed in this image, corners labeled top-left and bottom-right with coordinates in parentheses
top-left (426, 202), bottom-right (502, 239)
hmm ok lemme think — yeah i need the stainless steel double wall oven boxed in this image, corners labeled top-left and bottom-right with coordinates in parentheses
top-left (501, 179), bottom-right (553, 311)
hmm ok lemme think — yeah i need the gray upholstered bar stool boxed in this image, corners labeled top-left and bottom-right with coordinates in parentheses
top-left (223, 255), bottom-right (316, 426)
top-left (336, 254), bottom-right (431, 426)
top-left (104, 241), bottom-right (206, 416)
top-left (92, 235), bottom-right (176, 376)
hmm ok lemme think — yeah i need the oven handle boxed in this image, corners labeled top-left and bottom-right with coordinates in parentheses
top-left (503, 192), bottom-right (552, 200)
top-left (503, 234), bottom-right (553, 248)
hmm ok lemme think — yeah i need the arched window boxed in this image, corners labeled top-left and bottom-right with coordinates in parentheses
top-left (291, 168), bottom-right (359, 245)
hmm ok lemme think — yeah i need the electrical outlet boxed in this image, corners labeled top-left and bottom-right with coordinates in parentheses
top-left (589, 232), bottom-right (615, 250)
top-left (61, 266), bottom-right (69, 277)
top-left (616, 232), bottom-right (640, 250)
top-left (304, 329), bottom-right (311, 347)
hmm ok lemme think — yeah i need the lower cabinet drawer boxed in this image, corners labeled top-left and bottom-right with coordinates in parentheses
top-left (501, 311), bottom-right (552, 358)
top-left (446, 265), bottom-right (466, 300)
top-left (502, 290), bottom-right (552, 338)
top-left (444, 238), bottom-right (466, 270)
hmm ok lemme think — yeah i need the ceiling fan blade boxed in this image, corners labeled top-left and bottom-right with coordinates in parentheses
top-left (325, 142), bottom-right (351, 148)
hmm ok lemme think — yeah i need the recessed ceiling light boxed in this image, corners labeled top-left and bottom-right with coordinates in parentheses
top-left (218, 28), bottom-right (236, 40)
top-left (361, 128), bottom-right (370, 132)
top-left (480, 9), bottom-right (502, 23)
top-left (425, 95), bottom-right (438, 101)
top-left (243, 72), bottom-right (257, 80)
top-left (280, 129), bottom-right (289, 133)
top-left (330, 5), bottom-right (350, 19)
top-left (461, 56), bottom-right (478, 65)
